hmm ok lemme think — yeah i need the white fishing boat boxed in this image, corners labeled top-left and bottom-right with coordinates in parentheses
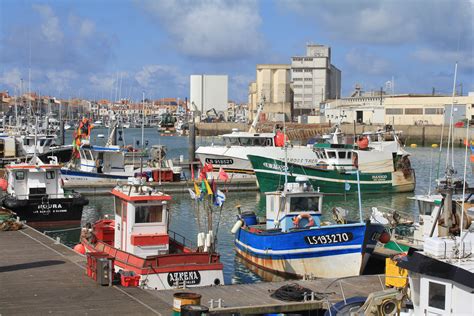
top-left (0, 154), bottom-right (88, 228)
top-left (196, 99), bottom-right (319, 178)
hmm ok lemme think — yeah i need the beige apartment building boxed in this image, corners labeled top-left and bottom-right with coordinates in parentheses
top-left (384, 94), bottom-right (474, 125)
top-left (248, 64), bottom-right (292, 122)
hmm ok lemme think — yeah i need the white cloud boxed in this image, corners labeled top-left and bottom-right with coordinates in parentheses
top-left (32, 4), bottom-right (63, 42)
top-left (412, 48), bottom-right (474, 71)
top-left (44, 70), bottom-right (78, 93)
top-left (280, 0), bottom-right (473, 47)
top-left (69, 15), bottom-right (96, 38)
top-left (345, 48), bottom-right (390, 76)
top-left (139, 0), bottom-right (264, 60)
top-left (0, 68), bottom-right (23, 91)
top-left (135, 64), bottom-right (186, 91)
top-left (89, 74), bottom-right (117, 93)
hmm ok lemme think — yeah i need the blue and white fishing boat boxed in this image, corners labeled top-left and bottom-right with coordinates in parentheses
top-left (232, 177), bottom-right (389, 278)
top-left (60, 143), bottom-right (136, 184)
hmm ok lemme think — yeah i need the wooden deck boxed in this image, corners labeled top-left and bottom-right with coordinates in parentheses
top-left (0, 227), bottom-right (169, 315)
top-left (0, 226), bottom-right (388, 315)
top-left (150, 274), bottom-right (386, 314)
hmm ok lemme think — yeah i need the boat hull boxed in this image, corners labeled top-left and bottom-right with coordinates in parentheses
top-left (60, 168), bottom-right (131, 183)
top-left (196, 145), bottom-right (319, 178)
top-left (82, 239), bottom-right (224, 290)
top-left (234, 222), bottom-right (384, 278)
top-left (2, 195), bottom-right (88, 226)
top-left (248, 154), bottom-right (415, 193)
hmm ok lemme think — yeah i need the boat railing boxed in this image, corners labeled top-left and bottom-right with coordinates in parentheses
top-left (169, 229), bottom-right (197, 249)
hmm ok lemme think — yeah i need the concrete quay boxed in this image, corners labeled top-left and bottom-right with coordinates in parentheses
top-left (0, 226), bottom-right (388, 315)
top-left (195, 122), bottom-right (474, 146)
top-left (64, 177), bottom-right (258, 196)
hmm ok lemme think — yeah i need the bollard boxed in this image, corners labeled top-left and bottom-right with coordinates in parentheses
top-left (173, 292), bottom-right (202, 315)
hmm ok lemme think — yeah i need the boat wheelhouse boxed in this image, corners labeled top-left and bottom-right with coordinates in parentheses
top-left (196, 129), bottom-right (320, 178)
top-left (81, 179), bottom-right (224, 290)
top-left (232, 179), bottom-right (387, 279)
top-left (1, 156), bottom-right (88, 227)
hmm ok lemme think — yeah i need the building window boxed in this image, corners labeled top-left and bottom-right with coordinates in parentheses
top-left (425, 108), bottom-right (444, 115)
top-left (428, 282), bottom-right (446, 310)
top-left (293, 69), bottom-right (303, 72)
top-left (386, 108), bottom-right (403, 115)
top-left (304, 69), bottom-right (312, 72)
top-left (405, 108), bottom-right (423, 115)
top-left (304, 78), bottom-right (312, 81)
top-left (303, 57), bottom-right (313, 61)
top-left (293, 57), bottom-right (303, 61)
top-left (293, 78), bottom-right (302, 81)
top-left (304, 85), bottom-right (313, 89)
top-left (293, 85), bottom-right (302, 88)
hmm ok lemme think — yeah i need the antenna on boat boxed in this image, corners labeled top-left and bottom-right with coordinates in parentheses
top-left (283, 107), bottom-right (288, 188)
top-left (444, 63), bottom-right (458, 178)
top-left (356, 168), bottom-right (363, 223)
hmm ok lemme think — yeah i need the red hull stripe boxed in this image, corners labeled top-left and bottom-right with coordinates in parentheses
top-left (82, 241), bottom-right (222, 275)
top-left (111, 189), bottom-right (172, 202)
top-left (131, 234), bottom-right (169, 246)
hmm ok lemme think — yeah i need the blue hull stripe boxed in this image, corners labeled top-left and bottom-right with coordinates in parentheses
top-left (235, 224), bottom-right (375, 260)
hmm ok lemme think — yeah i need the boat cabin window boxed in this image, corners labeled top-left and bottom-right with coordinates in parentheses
top-left (15, 171), bottom-right (25, 180)
top-left (347, 152), bottom-right (352, 159)
top-left (224, 137), bottom-right (240, 146)
top-left (428, 281), bottom-right (446, 310)
top-left (239, 137), bottom-right (252, 146)
top-left (418, 200), bottom-right (434, 215)
top-left (114, 198), bottom-right (122, 216)
top-left (46, 171), bottom-right (55, 179)
top-left (81, 150), bottom-right (94, 160)
top-left (135, 205), bottom-right (163, 223)
top-left (327, 151), bottom-right (337, 158)
top-left (24, 139), bottom-right (30, 145)
top-left (338, 151), bottom-right (346, 159)
top-left (290, 196), bottom-right (320, 213)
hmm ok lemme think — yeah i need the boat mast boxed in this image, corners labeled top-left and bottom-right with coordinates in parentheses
top-left (249, 96), bottom-right (265, 133)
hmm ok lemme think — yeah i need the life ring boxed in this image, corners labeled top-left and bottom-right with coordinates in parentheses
top-left (352, 153), bottom-right (358, 168)
top-left (293, 213), bottom-right (315, 228)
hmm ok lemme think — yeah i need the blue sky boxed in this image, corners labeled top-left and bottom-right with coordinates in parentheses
top-left (0, 0), bottom-right (473, 103)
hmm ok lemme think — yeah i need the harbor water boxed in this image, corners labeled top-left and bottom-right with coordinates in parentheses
top-left (48, 127), bottom-right (474, 285)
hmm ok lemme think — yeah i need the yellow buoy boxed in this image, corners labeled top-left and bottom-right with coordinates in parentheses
top-left (431, 144), bottom-right (439, 148)
top-left (410, 144), bottom-right (417, 148)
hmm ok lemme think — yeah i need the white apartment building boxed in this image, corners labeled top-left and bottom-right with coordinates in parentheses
top-left (190, 75), bottom-right (228, 114)
top-left (248, 64), bottom-right (292, 122)
top-left (291, 44), bottom-right (341, 115)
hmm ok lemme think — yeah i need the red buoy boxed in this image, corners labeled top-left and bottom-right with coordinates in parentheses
top-left (378, 231), bottom-right (391, 244)
top-left (0, 178), bottom-right (7, 191)
top-left (73, 243), bottom-right (85, 255)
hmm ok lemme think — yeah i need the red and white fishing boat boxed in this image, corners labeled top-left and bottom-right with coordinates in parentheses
top-left (79, 178), bottom-right (224, 290)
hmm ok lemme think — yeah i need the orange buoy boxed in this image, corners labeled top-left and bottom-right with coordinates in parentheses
top-left (0, 178), bottom-right (7, 191)
top-left (73, 243), bottom-right (85, 255)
